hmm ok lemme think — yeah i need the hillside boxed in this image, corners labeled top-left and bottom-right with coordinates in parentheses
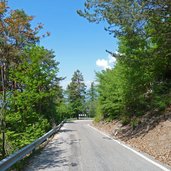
top-left (93, 111), bottom-right (171, 167)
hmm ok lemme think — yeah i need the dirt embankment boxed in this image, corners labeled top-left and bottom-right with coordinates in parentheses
top-left (93, 112), bottom-right (171, 167)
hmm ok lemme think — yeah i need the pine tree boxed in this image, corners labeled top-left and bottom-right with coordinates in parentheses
top-left (67, 70), bottom-right (86, 119)
top-left (86, 82), bottom-right (97, 117)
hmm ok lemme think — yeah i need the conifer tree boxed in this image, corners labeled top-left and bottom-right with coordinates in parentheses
top-left (86, 82), bottom-right (97, 117)
top-left (67, 70), bottom-right (86, 119)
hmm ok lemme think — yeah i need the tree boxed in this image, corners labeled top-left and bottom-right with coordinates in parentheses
top-left (78, 0), bottom-right (171, 124)
top-left (86, 82), bottom-right (97, 117)
top-left (0, 1), bottom-right (42, 65)
top-left (0, 0), bottom-right (49, 93)
top-left (67, 70), bottom-right (86, 119)
top-left (0, 1), bottom-right (62, 158)
top-left (0, 2), bottom-right (44, 154)
top-left (5, 46), bottom-right (63, 151)
top-left (78, 0), bottom-right (171, 78)
top-left (0, 0), bottom-right (42, 157)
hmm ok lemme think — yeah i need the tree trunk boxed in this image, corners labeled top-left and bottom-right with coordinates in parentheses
top-left (1, 63), bottom-right (6, 158)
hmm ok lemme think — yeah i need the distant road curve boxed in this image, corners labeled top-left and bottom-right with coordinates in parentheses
top-left (25, 120), bottom-right (171, 171)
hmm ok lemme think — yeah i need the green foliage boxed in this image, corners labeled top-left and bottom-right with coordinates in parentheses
top-left (86, 82), bottom-right (98, 117)
top-left (79, 0), bottom-right (171, 125)
top-left (56, 100), bottom-right (71, 121)
top-left (0, 2), bottom-right (65, 156)
top-left (150, 81), bottom-right (171, 112)
top-left (1, 46), bottom-right (63, 153)
top-left (120, 115), bottom-right (130, 126)
top-left (67, 70), bottom-right (86, 119)
top-left (94, 101), bottom-right (104, 122)
top-left (130, 117), bottom-right (140, 129)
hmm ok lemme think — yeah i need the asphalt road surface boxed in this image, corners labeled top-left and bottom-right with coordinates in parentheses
top-left (25, 120), bottom-right (170, 171)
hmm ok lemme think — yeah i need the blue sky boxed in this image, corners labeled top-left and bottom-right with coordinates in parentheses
top-left (8, 0), bottom-right (118, 88)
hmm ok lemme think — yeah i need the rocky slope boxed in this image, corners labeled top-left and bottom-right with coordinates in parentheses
top-left (93, 112), bottom-right (171, 167)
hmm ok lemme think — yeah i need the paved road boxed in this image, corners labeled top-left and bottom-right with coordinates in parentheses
top-left (25, 120), bottom-right (170, 171)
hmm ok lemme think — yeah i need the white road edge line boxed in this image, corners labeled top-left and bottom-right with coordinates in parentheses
top-left (88, 124), bottom-right (170, 171)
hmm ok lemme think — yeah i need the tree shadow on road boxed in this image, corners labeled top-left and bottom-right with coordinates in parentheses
top-left (65, 121), bottom-right (76, 124)
top-left (24, 136), bottom-right (70, 171)
top-left (60, 129), bottom-right (76, 133)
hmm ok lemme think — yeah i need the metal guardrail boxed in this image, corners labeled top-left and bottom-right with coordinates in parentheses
top-left (0, 120), bottom-right (65, 171)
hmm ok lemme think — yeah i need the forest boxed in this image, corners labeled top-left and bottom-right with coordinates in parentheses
top-left (0, 1), bottom-right (96, 159)
top-left (1, 0), bottom-right (171, 161)
top-left (0, 1), bottom-right (66, 159)
top-left (78, 0), bottom-right (171, 124)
